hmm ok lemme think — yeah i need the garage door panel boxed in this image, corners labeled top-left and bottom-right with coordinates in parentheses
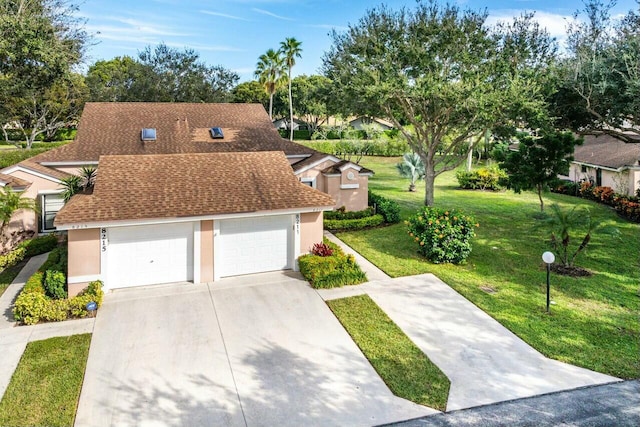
top-left (218, 215), bottom-right (291, 278)
top-left (107, 223), bottom-right (194, 289)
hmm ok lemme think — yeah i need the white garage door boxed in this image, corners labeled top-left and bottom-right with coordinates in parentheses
top-left (107, 222), bottom-right (194, 289)
top-left (218, 215), bottom-right (291, 277)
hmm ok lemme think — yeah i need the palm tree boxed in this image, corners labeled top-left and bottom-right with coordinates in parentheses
top-left (396, 153), bottom-right (425, 192)
top-left (279, 37), bottom-right (302, 141)
top-left (0, 187), bottom-right (37, 250)
top-left (255, 49), bottom-right (286, 121)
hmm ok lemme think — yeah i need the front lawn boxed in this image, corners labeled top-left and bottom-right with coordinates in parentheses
top-left (337, 157), bottom-right (639, 379)
top-left (0, 334), bottom-right (91, 427)
top-left (328, 294), bottom-right (450, 410)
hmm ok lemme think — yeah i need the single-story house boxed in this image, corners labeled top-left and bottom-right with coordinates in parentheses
top-left (349, 116), bottom-right (394, 131)
top-left (0, 102), bottom-right (373, 295)
top-left (272, 117), bottom-right (310, 131)
top-left (564, 134), bottom-right (640, 196)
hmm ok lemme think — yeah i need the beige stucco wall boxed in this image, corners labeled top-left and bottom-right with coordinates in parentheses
top-left (3, 169), bottom-right (62, 234)
top-left (50, 165), bottom-right (90, 176)
top-left (67, 228), bottom-right (101, 297)
top-left (296, 159), bottom-right (336, 193)
top-left (325, 174), bottom-right (369, 212)
top-left (200, 220), bottom-right (214, 283)
top-left (568, 164), bottom-right (638, 196)
top-left (300, 212), bottom-right (323, 254)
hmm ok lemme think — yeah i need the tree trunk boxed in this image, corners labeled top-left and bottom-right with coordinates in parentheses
top-left (466, 144), bottom-right (473, 172)
top-left (424, 166), bottom-right (436, 206)
top-left (288, 68), bottom-right (294, 141)
top-left (268, 93), bottom-right (274, 121)
top-left (537, 184), bottom-right (544, 211)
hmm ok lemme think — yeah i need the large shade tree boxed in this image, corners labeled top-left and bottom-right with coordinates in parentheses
top-left (555, 0), bottom-right (640, 142)
top-left (0, 0), bottom-right (88, 147)
top-left (279, 37), bottom-right (303, 140)
top-left (322, 0), bottom-right (556, 206)
top-left (255, 49), bottom-right (287, 121)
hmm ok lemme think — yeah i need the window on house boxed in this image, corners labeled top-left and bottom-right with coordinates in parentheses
top-left (141, 128), bottom-right (156, 141)
top-left (210, 127), bottom-right (224, 139)
top-left (581, 165), bottom-right (587, 173)
top-left (41, 193), bottom-right (65, 231)
top-left (300, 177), bottom-right (316, 188)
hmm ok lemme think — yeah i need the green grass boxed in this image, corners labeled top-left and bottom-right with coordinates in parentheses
top-left (0, 334), bottom-right (92, 427)
top-left (328, 295), bottom-right (450, 410)
top-left (338, 156), bottom-right (640, 379)
top-left (0, 141), bottom-right (71, 169)
top-left (0, 261), bottom-right (25, 298)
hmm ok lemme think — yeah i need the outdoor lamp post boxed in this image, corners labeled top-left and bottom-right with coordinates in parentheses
top-left (542, 251), bottom-right (555, 313)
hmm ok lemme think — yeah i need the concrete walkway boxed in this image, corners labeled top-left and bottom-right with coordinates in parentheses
top-left (75, 272), bottom-right (435, 427)
top-left (385, 380), bottom-right (640, 427)
top-left (0, 254), bottom-right (96, 399)
top-left (318, 274), bottom-right (619, 411)
top-left (324, 231), bottom-right (390, 281)
top-left (0, 252), bottom-right (49, 328)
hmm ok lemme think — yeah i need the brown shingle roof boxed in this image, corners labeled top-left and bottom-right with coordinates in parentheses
top-left (321, 160), bottom-right (374, 175)
top-left (574, 135), bottom-right (640, 169)
top-left (54, 152), bottom-right (335, 226)
top-left (35, 103), bottom-right (314, 163)
top-left (0, 173), bottom-right (31, 189)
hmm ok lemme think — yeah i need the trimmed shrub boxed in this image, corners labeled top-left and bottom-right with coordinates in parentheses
top-left (17, 234), bottom-right (58, 257)
top-left (406, 207), bottom-right (478, 264)
top-left (455, 166), bottom-right (507, 191)
top-left (299, 238), bottom-right (367, 288)
top-left (369, 191), bottom-right (401, 223)
top-left (0, 247), bottom-right (26, 270)
top-left (44, 270), bottom-right (67, 299)
top-left (324, 214), bottom-right (384, 231)
top-left (325, 206), bottom-right (375, 220)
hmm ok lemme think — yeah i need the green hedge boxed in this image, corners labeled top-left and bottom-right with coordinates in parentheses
top-left (299, 239), bottom-right (367, 288)
top-left (0, 247), bottom-right (26, 271)
top-left (278, 129), bottom-right (312, 140)
top-left (13, 248), bottom-right (104, 325)
top-left (369, 191), bottom-right (402, 223)
top-left (17, 234), bottom-right (58, 258)
top-left (324, 214), bottom-right (384, 231)
top-left (455, 166), bottom-right (507, 191)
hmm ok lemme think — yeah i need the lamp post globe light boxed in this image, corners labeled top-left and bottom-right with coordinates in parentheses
top-left (542, 252), bottom-right (555, 313)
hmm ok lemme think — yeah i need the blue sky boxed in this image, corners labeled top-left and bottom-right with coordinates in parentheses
top-left (78, 0), bottom-right (638, 81)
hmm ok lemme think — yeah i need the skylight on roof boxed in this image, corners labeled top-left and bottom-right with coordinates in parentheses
top-left (141, 128), bottom-right (157, 141)
top-left (210, 127), bottom-right (224, 139)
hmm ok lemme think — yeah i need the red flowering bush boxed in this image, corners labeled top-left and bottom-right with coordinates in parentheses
top-left (311, 242), bottom-right (334, 257)
top-left (406, 207), bottom-right (477, 264)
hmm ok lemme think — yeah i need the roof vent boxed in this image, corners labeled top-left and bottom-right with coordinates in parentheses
top-left (210, 127), bottom-right (224, 139)
top-left (141, 128), bottom-right (156, 141)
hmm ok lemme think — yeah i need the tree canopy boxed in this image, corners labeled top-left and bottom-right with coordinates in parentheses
top-left (322, 0), bottom-right (557, 206)
top-left (86, 44), bottom-right (239, 103)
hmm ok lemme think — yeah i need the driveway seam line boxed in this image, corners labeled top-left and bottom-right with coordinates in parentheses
top-left (207, 284), bottom-right (248, 427)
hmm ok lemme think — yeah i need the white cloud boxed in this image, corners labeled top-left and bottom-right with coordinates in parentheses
top-left (487, 9), bottom-right (573, 39)
top-left (200, 10), bottom-right (250, 21)
top-left (252, 8), bottom-right (294, 21)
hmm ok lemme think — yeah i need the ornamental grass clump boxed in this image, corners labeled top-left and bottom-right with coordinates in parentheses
top-left (406, 207), bottom-right (477, 264)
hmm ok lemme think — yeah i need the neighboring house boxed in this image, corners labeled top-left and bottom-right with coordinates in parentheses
top-left (565, 134), bottom-right (640, 196)
top-left (349, 116), bottom-right (394, 131)
top-left (272, 117), bottom-right (310, 131)
top-left (0, 102), bottom-right (373, 295)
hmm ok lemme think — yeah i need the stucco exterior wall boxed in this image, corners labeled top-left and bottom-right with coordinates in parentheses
top-left (51, 165), bottom-right (92, 176)
top-left (326, 174), bottom-right (369, 212)
top-left (300, 212), bottom-right (323, 254)
top-left (4, 169), bottom-right (62, 233)
top-left (67, 228), bottom-right (101, 297)
top-left (200, 220), bottom-right (214, 283)
top-left (296, 159), bottom-right (336, 193)
top-left (568, 163), bottom-right (638, 196)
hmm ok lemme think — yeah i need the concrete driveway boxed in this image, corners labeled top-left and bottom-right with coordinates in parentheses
top-left (75, 272), bottom-right (434, 427)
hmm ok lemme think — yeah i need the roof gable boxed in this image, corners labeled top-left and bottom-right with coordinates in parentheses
top-left (54, 151), bottom-right (335, 226)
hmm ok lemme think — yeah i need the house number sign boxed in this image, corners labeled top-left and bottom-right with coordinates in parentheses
top-left (100, 228), bottom-right (108, 253)
top-left (295, 214), bottom-right (300, 235)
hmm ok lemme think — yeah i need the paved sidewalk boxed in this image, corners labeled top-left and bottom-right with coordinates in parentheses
top-left (324, 231), bottom-right (390, 281)
top-left (384, 380), bottom-right (640, 427)
top-left (0, 252), bottom-right (49, 328)
top-left (321, 274), bottom-right (618, 411)
top-left (0, 318), bottom-right (95, 398)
